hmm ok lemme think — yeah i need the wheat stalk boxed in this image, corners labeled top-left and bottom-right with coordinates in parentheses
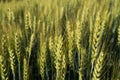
top-left (15, 33), bottom-right (21, 80)
top-left (1, 35), bottom-right (10, 80)
top-left (25, 11), bottom-right (32, 30)
top-left (39, 41), bottom-right (46, 80)
top-left (25, 11), bottom-right (32, 47)
top-left (27, 33), bottom-right (35, 61)
top-left (91, 12), bottom-right (101, 63)
top-left (79, 47), bottom-right (88, 80)
top-left (33, 16), bottom-right (37, 33)
top-left (118, 26), bottom-right (120, 45)
top-left (54, 35), bottom-right (66, 80)
top-left (91, 12), bottom-right (105, 76)
top-left (1, 35), bottom-right (8, 57)
top-left (49, 36), bottom-right (56, 80)
top-left (76, 11), bottom-right (89, 79)
top-left (91, 51), bottom-right (108, 80)
top-left (0, 55), bottom-right (9, 80)
top-left (117, 25), bottom-right (120, 80)
top-left (66, 21), bottom-right (74, 67)
top-left (8, 47), bottom-right (16, 80)
top-left (23, 57), bottom-right (29, 80)
top-left (15, 33), bottom-right (21, 61)
top-left (75, 20), bottom-right (81, 52)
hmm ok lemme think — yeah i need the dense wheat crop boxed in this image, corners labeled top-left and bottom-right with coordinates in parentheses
top-left (0, 0), bottom-right (120, 80)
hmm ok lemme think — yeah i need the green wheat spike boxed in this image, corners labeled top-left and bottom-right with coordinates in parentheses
top-left (8, 47), bottom-right (16, 80)
top-left (0, 55), bottom-right (9, 80)
top-left (15, 33), bottom-right (21, 80)
top-left (39, 42), bottom-right (46, 80)
top-left (23, 57), bottom-right (29, 80)
top-left (92, 51), bottom-right (108, 80)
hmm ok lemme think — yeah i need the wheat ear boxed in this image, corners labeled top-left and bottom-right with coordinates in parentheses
top-left (23, 57), bottom-right (29, 80)
top-left (25, 11), bottom-right (31, 30)
top-left (8, 48), bottom-right (16, 80)
top-left (0, 55), bottom-right (9, 80)
top-left (54, 35), bottom-right (66, 80)
top-left (92, 51), bottom-right (108, 80)
top-left (91, 12), bottom-right (101, 63)
top-left (1, 35), bottom-right (10, 80)
top-left (91, 12), bottom-right (105, 75)
top-left (79, 47), bottom-right (88, 80)
top-left (15, 33), bottom-right (21, 80)
top-left (28, 33), bottom-right (35, 61)
top-left (1, 35), bottom-right (8, 57)
top-left (117, 25), bottom-right (120, 79)
top-left (49, 36), bottom-right (56, 80)
top-left (25, 11), bottom-right (32, 47)
top-left (66, 21), bottom-right (74, 67)
top-left (39, 42), bottom-right (46, 80)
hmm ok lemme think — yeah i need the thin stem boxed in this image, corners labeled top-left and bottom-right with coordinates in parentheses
top-left (56, 71), bottom-right (59, 80)
top-left (68, 66), bottom-right (70, 80)
top-left (18, 61), bottom-right (21, 80)
top-left (13, 72), bottom-right (16, 80)
top-left (46, 66), bottom-right (49, 80)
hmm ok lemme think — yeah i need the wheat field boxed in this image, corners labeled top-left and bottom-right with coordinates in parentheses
top-left (0, 0), bottom-right (120, 80)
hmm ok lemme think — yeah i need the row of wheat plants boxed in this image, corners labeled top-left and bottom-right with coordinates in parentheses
top-left (0, 0), bottom-right (120, 80)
